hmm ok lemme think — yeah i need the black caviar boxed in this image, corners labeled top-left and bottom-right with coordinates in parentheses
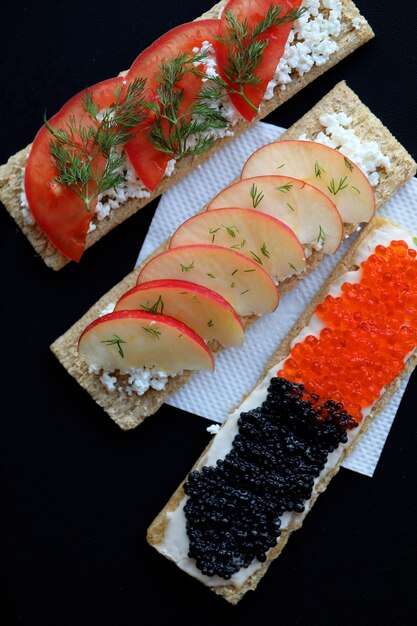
top-left (183, 377), bottom-right (357, 580)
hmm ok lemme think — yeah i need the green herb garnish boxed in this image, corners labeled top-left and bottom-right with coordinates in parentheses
top-left (46, 79), bottom-right (147, 213)
top-left (142, 326), bottom-right (161, 339)
top-left (144, 50), bottom-right (228, 159)
top-left (180, 261), bottom-right (195, 272)
top-left (276, 182), bottom-right (293, 193)
top-left (201, 5), bottom-right (306, 113)
top-left (101, 334), bottom-right (127, 358)
top-left (261, 242), bottom-right (270, 258)
top-left (140, 295), bottom-right (164, 315)
top-left (314, 161), bottom-right (326, 179)
top-left (249, 183), bottom-right (264, 208)
top-left (328, 176), bottom-right (348, 195)
top-left (344, 156), bottom-right (354, 172)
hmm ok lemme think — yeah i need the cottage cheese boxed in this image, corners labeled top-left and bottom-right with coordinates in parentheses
top-left (93, 364), bottom-right (171, 396)
top-left (352, 15), bottom-right (367, 30)
top-left (299, 111), bottom-right (392, 186)
top-left (189, 40), bottom-right (239, 147)
top-left (264, 0), bottom-right (342, 98)
top-left (84, 302), bottom-right (173, 396)
top-left (94, 153), bottom-right (151, 222)
top-left (20, 168), bottom-right (35, 225)
top-left (206, 423), bottom-right (221, 435)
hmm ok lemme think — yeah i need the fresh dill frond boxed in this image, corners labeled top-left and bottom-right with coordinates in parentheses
top-left (208, 4), bottom-right (306, 112)
top-left (276, 182), bottom-right (293, 193)
top-left (144, 50), bottom-right (228, 159)
top-left (327, 176), bottom-right (348, 195)
top-left (101, 334), bottom-right (127, 358)
top-left (317, 224), bottom-right (328, 244)
top-left (180, 261), bottom-right (195, 272)
top-left (261, 242), bottom-right (270, 258)
top-left (142, 326), bottom-right (162, 339)
top-left (46, 78), bottom-right (147, 213)
top-left (249, 183), bottom-right (264, 208)
top-left (140, 294), bottom-right (164, 315)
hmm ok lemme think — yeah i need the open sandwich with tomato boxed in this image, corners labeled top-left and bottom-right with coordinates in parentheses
top-left (0, 0), bottom-right (373, 269)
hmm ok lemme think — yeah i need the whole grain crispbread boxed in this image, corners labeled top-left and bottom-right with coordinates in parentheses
top-left (49, 82), bottom-right (417, 431)
top-left (0, 0), bottom-right (373, 270)
top-left (146, 216), bottom-right (417, 604)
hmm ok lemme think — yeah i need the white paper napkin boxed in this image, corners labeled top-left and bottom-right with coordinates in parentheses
top-left (135, 122), bottom-right (417, 477)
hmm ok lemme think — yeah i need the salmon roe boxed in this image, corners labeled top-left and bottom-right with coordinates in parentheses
top-left (279, 240), bottom-right (417, 421)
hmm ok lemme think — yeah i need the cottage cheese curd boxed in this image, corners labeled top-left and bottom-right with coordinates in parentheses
top-left (85, 301), bottom-right (172, 396)
top-left (94, 154), bottom-right (151, 222)
top-left (20, 168), bottom-right (35, 225)
top-left (264, 0), bottom-right (342, 98)
top-left (299, 111), bottom-right (392, 186)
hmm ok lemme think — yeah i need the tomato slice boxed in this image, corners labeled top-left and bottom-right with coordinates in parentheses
top-left (125, 19), bottom-right (220, 192)
top-left (25, 77), bottom-right (123, 261)
top-left (215, 0), bottom-right (302, 121)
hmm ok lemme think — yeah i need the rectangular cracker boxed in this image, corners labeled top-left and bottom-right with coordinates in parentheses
top-left (0, 0), bottom-right (373, 270)
top-left (49, 81), bottom-right (417, 431)
top-left (146, 215), bottom-right (417, 604)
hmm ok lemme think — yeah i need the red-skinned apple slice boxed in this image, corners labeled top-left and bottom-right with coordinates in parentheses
top-left (136, 245), bottom-right (279, 317)
top-left (241, 140), bottom-right (375, 224)
top-left (78, 311), bottom-right (214, 373)
top-left (114, 279), bottom-right (245, 348)
top-left (207, 176), bottom-right (343, 254)
top-left (170, 207), bottom-right (306, 280)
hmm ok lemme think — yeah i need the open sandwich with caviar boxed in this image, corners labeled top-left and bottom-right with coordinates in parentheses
top-left (147, 216), bottom-right (417, 603)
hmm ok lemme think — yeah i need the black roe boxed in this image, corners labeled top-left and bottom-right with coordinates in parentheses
top-left (183, 377), bottom-right (357, 580)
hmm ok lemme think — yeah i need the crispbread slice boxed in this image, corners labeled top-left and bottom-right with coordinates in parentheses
top-left (50, 82), bottom-right (417, 431)
top-left (0, 0), bottom-right (373, 270)
top-left (146, 216), bottom-right (417, 605)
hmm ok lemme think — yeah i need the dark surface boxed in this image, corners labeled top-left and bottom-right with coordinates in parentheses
top-left (1, 1), bottom-right (416, 624)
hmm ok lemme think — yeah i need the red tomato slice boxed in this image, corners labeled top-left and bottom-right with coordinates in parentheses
top-left (125, 19), bottom-right (220, 192)
top-left (25, 77), bottom-right (123, 261)
top-left (215, 0), bottom-right (302, 121)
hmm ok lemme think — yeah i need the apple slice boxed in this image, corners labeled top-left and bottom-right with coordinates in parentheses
top-left (207, 176), bottom-right (342, 254)
top-left (241, 140), bottom-right (375, 224)
top-left (170, 208), bottom-right (306, 281)
top-left (78, 311), bottom-right (214, 373)
top-left (136, 245), bottom-right (279, 317)
top-left (114, 279), bottom-right (245, 348)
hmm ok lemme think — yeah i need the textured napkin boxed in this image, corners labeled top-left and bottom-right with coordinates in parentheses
top-left (136, 122), bottom-right (417, 477)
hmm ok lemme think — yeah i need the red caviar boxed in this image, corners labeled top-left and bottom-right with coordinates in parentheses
top-left (279, 240), bottom-right (417, 420)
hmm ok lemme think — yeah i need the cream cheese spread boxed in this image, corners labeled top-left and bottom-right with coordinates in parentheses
top-left (154, 222), bottom-right (417, 589)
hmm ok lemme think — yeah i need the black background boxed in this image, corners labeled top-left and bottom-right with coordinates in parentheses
top-left (1, 1), bottom-right (417, 624)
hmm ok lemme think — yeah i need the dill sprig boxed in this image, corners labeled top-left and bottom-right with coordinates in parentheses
top-left (250, 183), bottom-right (264, 208)
top-left (317, 224), bottom-right (328, 244)
top-left (140, 295), bottom-right (164, 315)
top-left (144, 50), bottom-right (228, 159)
top-left (101, 334), bottom-right (127, 358)
top-left (327, 176), bottom-right (348, 195)
top-left (202, 4), bottom-right (306, 112)
top-left (142, 326), bottom-right (162, 339)
top-left (46, 78), bottom-right (147, 213)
